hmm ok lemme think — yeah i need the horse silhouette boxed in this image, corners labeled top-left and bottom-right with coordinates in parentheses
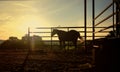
top-left (51, 29), bottom-right (83, 49)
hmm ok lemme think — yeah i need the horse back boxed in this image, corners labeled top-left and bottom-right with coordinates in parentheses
top-left (66, 30), bottom-right (80, 40)
top-left (57, 30), bottom-right (80, 41)
top-left (69, 30), bottom-right (79, 36)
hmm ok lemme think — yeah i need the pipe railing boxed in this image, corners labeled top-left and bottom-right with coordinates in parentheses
top-left (95, 12), bottom-right (116, 26)
top-left (28, 26), bottom-right (110, 45)
top-left (93, 1), bottom-right (116, 39)
top-left (94, 2), bottom-right (114, 20)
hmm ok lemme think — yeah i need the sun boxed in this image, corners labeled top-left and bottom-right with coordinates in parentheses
top-left (19, 15), bottom-right (51, 29)
top-left (21, 16), bottom-right (41, 28)
top-left (14, 15), bottom-right (42, 37)
top-left (3, 15), bottom-right (51, 40)
top-left (18, 15), bottom-right (47, 33)
top-left (22, 20), bottom-right (40, 29)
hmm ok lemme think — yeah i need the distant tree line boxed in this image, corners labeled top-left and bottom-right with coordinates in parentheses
top-left (0, 35), bottom-right (45, 50)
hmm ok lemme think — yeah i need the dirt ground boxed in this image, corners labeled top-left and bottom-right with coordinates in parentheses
top-left (0, 47), bottom-right (94, 72)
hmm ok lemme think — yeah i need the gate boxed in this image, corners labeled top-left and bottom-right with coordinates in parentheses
top-left (92, 0), bottom-right (119, 71)
top-left (92, 0), bottom-right (119, 40)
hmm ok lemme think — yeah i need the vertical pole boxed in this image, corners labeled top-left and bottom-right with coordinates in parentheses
top-left (92, 0), bottom-right (95, 41)
top-left (115, 0), bottom-right (120, 37)
top-left (21, 27), bottom-right (31, 71)
top-left (92, 0), bottom-right (95, 64)
top-left (51, 27), bottom-right (53, 51)
top-left (28, 27), bottom-right (31, 52)
top-left (113, 0), bottom-right (115, 32)
top-left (84, 0), bottom-right (87, 53)
top-left (67, 27), bottom-right (69, 50)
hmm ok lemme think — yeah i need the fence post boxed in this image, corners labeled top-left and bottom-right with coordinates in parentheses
top-left (115, 0), bottom-right (120, 37)
top-left (84, 0), bottom-right (87, 53)
top-left (21, 27), bottom-right (31, 71)
top-left (51, 27), bottom-right (53, 51)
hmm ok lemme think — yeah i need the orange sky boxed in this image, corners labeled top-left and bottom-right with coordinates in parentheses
top-left (0, 0), bottom-right (113, 40)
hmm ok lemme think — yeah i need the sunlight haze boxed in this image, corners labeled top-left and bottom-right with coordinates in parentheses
top-left (0, 0), bottom-right (113, 40)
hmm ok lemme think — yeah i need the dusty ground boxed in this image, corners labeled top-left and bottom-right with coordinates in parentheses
top-left (0, 47), bottom-right (94, 72)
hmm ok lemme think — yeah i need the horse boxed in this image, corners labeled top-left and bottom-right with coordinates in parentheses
top-left (51, 29), bottom-right (83, 49)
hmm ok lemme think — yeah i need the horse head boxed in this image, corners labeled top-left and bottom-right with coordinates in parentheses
top-left (51, 28), bottom-right (58, 37)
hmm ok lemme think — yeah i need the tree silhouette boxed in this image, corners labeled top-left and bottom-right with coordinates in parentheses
top-left (0, 37), bottom-right (27, 50)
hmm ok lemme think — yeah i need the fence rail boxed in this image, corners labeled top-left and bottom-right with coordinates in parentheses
top-left (94, 2), bottom-right (113, 20)
top-left (28, 26), bottom-right (110, 42)
top-left (28, 0), bottom-right (117, 48)
top-left (93, 0), bottom-right (116, 40)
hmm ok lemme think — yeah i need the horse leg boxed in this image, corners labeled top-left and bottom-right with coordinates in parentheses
top-left (59, 41), bottom-right (62, 48)
top-left (73, 41), bottom-right (77, 50)
top-left (59, 41), bottom-right (65, 50)
top-left (59, 41), bottom-right (65, 49)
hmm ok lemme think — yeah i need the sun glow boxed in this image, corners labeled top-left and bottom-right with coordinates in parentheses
top-left (20, 16), bottom-right (41, 28)
top-left (1, 15), bottom-right (50, 40)
top-left (16, 15), bottom-right (48, 36)
top-left (0, 0), bottom-right (112, 40)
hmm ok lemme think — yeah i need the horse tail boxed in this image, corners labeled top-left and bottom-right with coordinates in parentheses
top-left (78, 32), bottom-right (84, 43)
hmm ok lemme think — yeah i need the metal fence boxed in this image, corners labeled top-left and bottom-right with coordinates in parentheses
top-left (28, 27), bottom-right (85, 48)
top-left (27, 0), bottom-right (119, 49)
top-left (27, 26), bottom-right (111, 48)
top-left (92, 0), bottom-right (118, 40)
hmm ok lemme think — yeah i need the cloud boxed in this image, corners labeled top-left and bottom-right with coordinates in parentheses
top-left (0, 13), bottom-right (13, 24)
top-left (35, 0), bottom-right (81, 15)
top-left (12, 2), bottom-right (33, 8)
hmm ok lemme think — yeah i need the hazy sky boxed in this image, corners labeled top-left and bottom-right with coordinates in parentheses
top-left (0, 0), bottom-right (113, 40)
